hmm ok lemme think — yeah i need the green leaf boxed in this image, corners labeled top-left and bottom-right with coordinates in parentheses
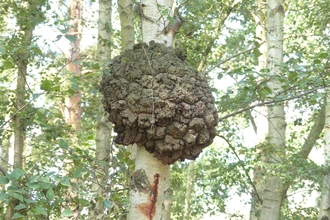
top-left (60, 177), bottom-right (71, 186)
top-left (59, 139), bottom-right (68, 149)
top-left (3, 60), bottom-right (15, 69)
top-left (103, 199), bottom-right (111, 209)
top-left (167, 16), bottom-right (175, 24)
top-left (62, 208), bottom-right (73, 217)
top-left (46, 188), bottom-right (54, 201)
top-left (24, 198), bottom-right (36, 204)
top-left (78, 198), bottom-right (90, 207)
top-left (15, 203), bottom-right (27, 210)
top-left (0, 47), bottom-right (5, 54)
top-left (12, 213), bottom-right (25, 219)
top-left (32, 93), bottom-right (42, 99)
top-left (7, 169), bottom-right (25, 181)
top-left (0, 176), bottom-right (9, 184)
top-left (0, 191), bottom-right (7, 200)
top-left (295, 51), bottom-right (303, 58)
top-left (58, 28), bottom-right (69, 34)
top-left (36, 205), bottom-right (47, 215)
top-left (253, 48), bottom-right (262, 57)
top-left (65, 35), bottom-right (76, 42)
top-left (73, 168), bottom-right (86, 178)
top-left (91, 63), bottom-right (100, 70)
top-left (40, 80), bottom-right (52, 91)
top-left (54, 34), bottom-right (62, 41)
top-left (11, 193), bottom-right (24, 202)
top-left (69, 78), bottom-right (79, 90)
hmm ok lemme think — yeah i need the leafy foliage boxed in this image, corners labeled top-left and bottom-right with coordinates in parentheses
top-left (0, 0), bottom-right (330, 218)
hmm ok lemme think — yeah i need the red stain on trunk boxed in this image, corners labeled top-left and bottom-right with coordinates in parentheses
top-left (137, 173), bottom-right (160, 220)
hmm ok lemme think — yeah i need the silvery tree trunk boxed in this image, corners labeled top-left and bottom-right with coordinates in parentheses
top-left (129, 0), bottom-right (176, 219)
top-left (259, 0), bottom-right (286, 219)
top-left (318, 93), bottom-right (330, 219)
top-left (118, 0), bottom-right (135, 51)
top-left (89, 0), bottom-right (112, 217)
top-left (249, 0), bottom-right (267, 219)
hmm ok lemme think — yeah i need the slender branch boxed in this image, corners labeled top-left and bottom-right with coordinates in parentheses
top-left (0, 61), bottom-right (70, 129)
top-left (197, 0), bottom-right (242, 71)
top-left (246, 110), bottom-right (258, 134)
top-left (218, 86), bottom-right (324, 122)
top-left (204, 44), bottom-right (263, 74)
top-left (219, 135), bottom-right (263, 204)
top-left (6, 49), bottom-right (33, 95)
top-left (0, 164), bottom-right (7, 175)
top-left (300, 103), bottom-right (325, 159)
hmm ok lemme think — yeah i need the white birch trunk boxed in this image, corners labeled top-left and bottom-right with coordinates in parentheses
top-left (249, 1), bottom-right (267, 218)
top-left (259, 0), bottom-right (285, 219)
top-left (183, 161), bottom-right (195, 220)
top-left (89, 0), bottom-right (113, 217)
top-left (118, 0), bottom-right (135, 50)
top-left (318, 93), bottom-right (330, 219)
top-left (129, 0), bottom-right (175, 219)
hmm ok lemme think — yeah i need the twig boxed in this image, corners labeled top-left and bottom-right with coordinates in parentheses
top-left (218, 86), bottom-right (324, 122)
top-left (0, 61), bottom-right (70, 129)
top-left (204, 43), bottom-right (264, 74)
top-left (219, 135), bottom-right (263, 204)
top-left (6, 49), bottom-right (33, 95)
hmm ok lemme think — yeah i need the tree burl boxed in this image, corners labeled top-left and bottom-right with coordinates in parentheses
top-left (100, 41), bottom-right (218, 164)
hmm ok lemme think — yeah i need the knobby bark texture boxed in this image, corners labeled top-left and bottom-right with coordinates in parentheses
top-left (127, 0), bottom-right (175, 217)
top-left (100, 42), bottom-right (218, 164)
top-left (259, 0), bottom-right (286, 219)
top-left (100, 0), bottom-right (217, 219)
top-left (318, 93), bottom-right (330, 219)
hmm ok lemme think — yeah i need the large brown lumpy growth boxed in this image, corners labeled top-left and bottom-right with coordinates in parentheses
top-left (100, 41), bottom-right (218, 164)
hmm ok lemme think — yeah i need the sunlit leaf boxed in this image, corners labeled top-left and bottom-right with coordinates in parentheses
top-left (12, 213), bottom-right (25, 219)
top-left (62, 208), bottom-right (73, 217)
top-left (36, 205), bottom-right (47, 215)
top-left (14, 203), bottom-right (27, 210)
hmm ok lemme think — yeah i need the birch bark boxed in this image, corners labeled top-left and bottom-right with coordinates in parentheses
top-left (259, 0), bottom-right (286, 219)
top-left (318, 93), bottom-right (330, 219)
top-left (249, 0), bottom-right (267, 218)
top-left (129, 0), bottom-right (176, 219)
top-left (88, 0), bottom-right (113, 217)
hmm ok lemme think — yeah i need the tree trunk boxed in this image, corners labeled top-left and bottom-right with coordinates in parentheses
top-left (118, 0), bottom-right (135, 51)
top-left (259, 0), bottom-right (285, 219)
top-left (318, 93), bottom-right (330, 219)
top-left (128, 0), bottom-right (177, 219)
top-left (89, 1), bottom-right (113, 217)
top-left (129, 147), bottom-right (170, 220)
top-left (183, 161), bottom-right (194, 220)
top-left (61, 0), bottom-right (82, 218)
top-left (62, 0), bottom-right (82, 130)
top-left (5, 2), bottom-right (36, 217)
top-left (249, 0), bottom-right (267, 219)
